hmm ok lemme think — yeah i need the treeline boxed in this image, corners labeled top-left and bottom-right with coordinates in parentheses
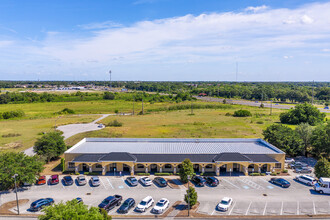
top-left (0, 91), bottom-right (193, 105)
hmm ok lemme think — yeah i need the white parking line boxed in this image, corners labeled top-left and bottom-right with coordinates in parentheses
top-left (222, 178), bottom-right (240, 189)
top-left (297, 201), bottom-right (299, 215)
top-left (106, 178), bottom-right (114, 189)
top-left (211, 209), bottom-right (216, 216)
top-left (99, 178), bottom-right (107, 190)
top-left (280, 201), bottom-right (283, 215)
top-left (121, 177), bottom-right (130, 189)
top-left (313, 201), bottom-right (316, 215)
top-left (245, 201), bottom-right (252, 215)
top-left (228, 201), bottom-right (236, 215)
top-left (263, 202), bottom-right (267, 215)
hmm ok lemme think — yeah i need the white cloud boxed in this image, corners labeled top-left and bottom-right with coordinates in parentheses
top-left (1, 2), bottom-right (330, 80)
top-left (245, 5), bottom-right (269, 13)
top-left (78, 21), bottom-right (122, 30)
top-left (321, 48), bottom-right (330, 52)
top-left (0, 40), bottom-right (13, 47)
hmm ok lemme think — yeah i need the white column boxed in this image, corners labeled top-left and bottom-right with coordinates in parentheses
top-left (202, 167), bottom-right (205, 173)
top-left (75, 166), bottom-right (78, 173)
top-left (173, 167), bottom-right (177, 174)
top-left (145, 167), bottom-right (148, 173)
top-left (102, 166), bottom-right (106, 175)
top-left (159, 167), bottom-right (162, 173)
top-left (89, 165), bottom-right (92, 173)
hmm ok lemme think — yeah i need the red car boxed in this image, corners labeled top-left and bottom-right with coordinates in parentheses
top-left (49, 175), bottom-right (59, 185)
top-left (36, 176), bottom-right (46, 185)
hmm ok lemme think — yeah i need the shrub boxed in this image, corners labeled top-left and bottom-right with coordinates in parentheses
top-left (114, 109), bottom-right (119, 114)
top-left (57, 108), bottom-right (75, 114)
top-left (276, 172), bottom-right (280, 175)
top-left (249, 173), bottom-right (261, 176)
top-left (0, 110), bottom-right (25, 119)
top-left (282, 169), bottom-right (288, 173)
top-left (314, 157), bottom-right (330, 178)
top-left (61, 158), bottom-right (65, 172)
top-left (260, 103), bottom-right (264, 108)
top-left (260, 173), bottom-right (266, 176)
top-left (154, 173), bottom-right (172, 176)
top-left (225, 112), bottom-right (231, 116)
top-left (280, 103), bottom-right (325, 125)
top-left (84, 172), bottom-right (89, 175)
top-left (1, 133), bottom-right (21, 138)
top-left (270, 172), bottom-right (277, 176)
top-left (107, 120), bottom-right (123, 127)
top-left (200, 172), bottom-right (215, 176)
top-left (75, 172), bottom-right (80, 175)
top-left (136, 173), bottom-right (150, 176)
top-left (233, 109), bottom-right (252, 117)
top-left (256, 121), bottom-right (264, 124)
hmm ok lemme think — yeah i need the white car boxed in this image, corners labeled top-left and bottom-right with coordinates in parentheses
top-left (90, 176), bottom-right (100, 187)
top-left (285, 158), bottom-right (295, 164)
top-left (295, 175), bottom-right (316, 186)
top-left (217, 197), bottom-right (233, 211)
top-left (140, 177), bottom-right (152, 186)
top-left (135, 196), bottom-right (154, 212)
top-left (152, 198), bottom-right (169, 214)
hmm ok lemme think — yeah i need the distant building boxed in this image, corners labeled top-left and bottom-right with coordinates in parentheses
top-left (64, 138), bottom-right (285, 176)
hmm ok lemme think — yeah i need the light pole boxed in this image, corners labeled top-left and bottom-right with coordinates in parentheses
top-left (12, 174), bottom-right (19, 215)
top-left (187, 175), bottom-right (191, 216)
top-left (109, 70), bottom-right (112, 90)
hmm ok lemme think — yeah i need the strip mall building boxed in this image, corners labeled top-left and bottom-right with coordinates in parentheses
top-left (64, 138), bottom-right (285, 176)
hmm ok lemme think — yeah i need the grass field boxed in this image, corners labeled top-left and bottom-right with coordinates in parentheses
top-left (65, 105), bottom-right (287, 146)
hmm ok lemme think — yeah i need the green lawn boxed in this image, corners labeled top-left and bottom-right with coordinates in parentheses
top-left (65, 105), bottom-right (286, 146)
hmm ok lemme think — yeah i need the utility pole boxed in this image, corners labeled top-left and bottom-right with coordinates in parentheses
top-left (12, 174), bottom-right (19, 215)
top-left (311, 80), bottom-right (314, 105)
top-left (109, 70), bottom-right (112, 91)
top-left (142, 99), bottom-right (144, 115)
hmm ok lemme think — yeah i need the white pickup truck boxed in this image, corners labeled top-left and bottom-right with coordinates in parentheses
top-left (313, 177), bottom-right (330, 194)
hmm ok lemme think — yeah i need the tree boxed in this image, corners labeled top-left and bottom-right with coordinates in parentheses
top-left (34, 132), bottom-right (66, 162)
top-left (233, 109), bottom-right (252, 117)
top-left (184, 186), bottom-right (198, 207)
top-left (295, 123), bottom-right (313, 157)
top-left (280, 103), bottom-right (326, 125)
top-left (179, 159), bottom-right (195, 183)
top-left (314, 157), bottom-right (330, 178)
top-left (310, 122), bottom-right (330, 158)
top-left (263, 124), bottom-right (304, 156)
top-left (39, 199), bottom-right (111, 220)
top-left (103, 92), bottom-right (115, 100)
top-left (0, 152), bottom-right (44, 190)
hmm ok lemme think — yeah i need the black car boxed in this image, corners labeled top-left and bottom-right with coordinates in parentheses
top-left (191, 175), bottom-right (206, 187)
top-left (204, 176), bottom-right (219, 186)
top-left (126, 177), bottom-right (138, 186)
top-left (117, 198), bottom-right (135, 214)
top-left (270, 178), bottom-right (291, 188)
top-left (154, 177), bottom-right (167, 187)
top-left (30, 198), bottom-right (54, 211)
top-left (63, 176), bottom-right (73, 186)
top-left (98, 195), bottom-right (122, 211)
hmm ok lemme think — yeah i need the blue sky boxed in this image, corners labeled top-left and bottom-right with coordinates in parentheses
top-left (0, 0), bottom-right (330, 81)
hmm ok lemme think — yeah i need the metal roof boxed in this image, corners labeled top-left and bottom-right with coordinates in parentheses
top-left (66, 138), bottom-right (284, 155)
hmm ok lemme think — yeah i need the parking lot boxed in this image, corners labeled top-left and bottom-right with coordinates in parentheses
top-left (1, 175), bottom-right (329, 217)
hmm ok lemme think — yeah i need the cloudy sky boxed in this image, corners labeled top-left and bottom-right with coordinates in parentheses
top-left (0, 0), bottom-right (330, 81)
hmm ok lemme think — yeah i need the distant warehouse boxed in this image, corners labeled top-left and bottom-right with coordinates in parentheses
top-left (64, 138), bottom-right (285, 176)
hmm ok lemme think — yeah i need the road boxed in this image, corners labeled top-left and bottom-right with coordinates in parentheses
top-left (23, 114), bottom-right (112, 156)
top-left (195, 96), bottom-right (330, 113)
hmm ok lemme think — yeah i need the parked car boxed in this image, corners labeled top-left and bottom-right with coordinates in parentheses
top-left (285, 158), bottom-right (295, 164)
top-left (313, 177), bottom-right (330, 194)
top-left (204, 176), bottom-right (219, 186)
top-left (135, 196), bottom-right (154, 212)
top-left (289, 161), bottom-right (308, 169)
top-left (91, 176), bottom-right (100, 187)
top-left (30, 198), bottom-right (54, 211)
top-left (49, 175), bottom-right (59, 185)
top-left (36, 176), bottom-right (46, 185)
top-left (117, 198), bottom-right (135, 214)
top-left (295, 167), bottom-right (312, 174)
top-left (140, 177), bottom-right (152, 186)
top-left (191, 175), bottom-right (206, 187)
top-left (270, 178), bottom-right (291, 188)
top-left (98, 195), bottom-right (122, 211)
top-left (154, 177), bottom-right (167, 187)
top-left (217, 197), bottom-right (233, 211)
top-left (77, 176), bottom-right (87, 186)
top-left (63, 176), bottom-right (73, 186)
top-left (152, 198), bottom-right (169, 214)
top-left (126, 177), bottom-right (138, 186)
top-left (295, 175), bottom-right (316, 186)
top-left (98, 123), bottom-right (103, 128)
top-left (76, 197), bottom-right (83, 203)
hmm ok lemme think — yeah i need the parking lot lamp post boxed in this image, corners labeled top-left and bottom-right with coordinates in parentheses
top-left (12, 174), bottom-right (19, 215)
top-left (187, 175), bottom-right (191, 216)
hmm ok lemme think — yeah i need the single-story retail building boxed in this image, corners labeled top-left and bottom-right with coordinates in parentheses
top-left (64, 138), bottom-right (285, 176)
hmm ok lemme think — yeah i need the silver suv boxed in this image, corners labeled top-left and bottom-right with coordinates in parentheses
top-left (295, 175), bottom-right (316, 186)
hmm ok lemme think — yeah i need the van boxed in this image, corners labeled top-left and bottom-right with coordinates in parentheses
top-left (295, 175), bottom-right (316, 186)
top-left (313, 177), bottom-right (330, 194)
